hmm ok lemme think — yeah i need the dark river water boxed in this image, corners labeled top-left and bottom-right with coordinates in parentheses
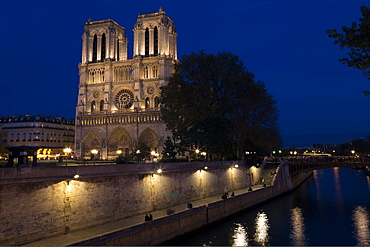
top-left (171, 167), bottom-right (370, 246)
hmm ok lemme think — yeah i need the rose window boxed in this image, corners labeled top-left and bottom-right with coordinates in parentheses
top-left (115, 89), bottom-right (134, 109)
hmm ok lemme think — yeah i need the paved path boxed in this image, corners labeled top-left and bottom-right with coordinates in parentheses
top-left (23, 184), bottom-right (266, 247)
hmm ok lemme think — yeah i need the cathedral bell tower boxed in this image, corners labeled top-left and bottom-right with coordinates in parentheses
top-left (75, 7), bottom-right (177, 161)
top-left (81, 19), bottom-right (128, 64)
top-left (133, 6), bottom-right (177, 59)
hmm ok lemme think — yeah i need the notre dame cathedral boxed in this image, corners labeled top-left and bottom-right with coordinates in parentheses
top-left (74, 7), bottom-right (177, 160)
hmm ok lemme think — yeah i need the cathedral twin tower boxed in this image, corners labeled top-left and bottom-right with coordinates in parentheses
top-left (75, 7), bottom-right (177, 160)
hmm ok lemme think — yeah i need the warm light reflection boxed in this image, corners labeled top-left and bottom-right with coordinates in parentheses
top-left (254, 211), bottom-right (270, 245)
top-left (333, 168), bottom-right (343, 215)
top-left (231, 223), bottom-right (249, 246)
top-left (289, 207), bottom-right (308, 246)
top-left (313, 170), bottom-right (322, 203)
top-left (352, 205), bottom-right (370, 246)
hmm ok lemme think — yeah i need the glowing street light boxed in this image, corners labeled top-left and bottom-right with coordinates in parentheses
top-left (63, 148), bottom-right (72, 166)
top-left (91, 149), bottom-right (98, 164)
top-left (116, 150), bottom-right (123, 155)
top-left (63, 148), bottom-right (72, 155)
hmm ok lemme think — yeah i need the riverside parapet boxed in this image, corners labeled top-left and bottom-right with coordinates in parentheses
top-left (0, 161), bottom-right (306, 246)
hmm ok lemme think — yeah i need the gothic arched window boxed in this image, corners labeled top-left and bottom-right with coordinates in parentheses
top-left (145, 28), bottom-right (149, 57)
top-left (152, 66), bottom-right (158, 78)
top-left (144, 66), bottom-right (149, 79)
top-left (117, 38), bottom-right (120, 60)
top-left (154, 97), bottom-right (159, 108)
top-left (100, 100), bottom-right (104, 111)
top-left (101, 33), bottom-right (106, 61)
top-left (91, 101), bottom-right (96, 112)
top-left (92, 34), bottom-right (98, 63)
top-left (145, 97), bottom-right (150, 108)
top-left (154, 27), bottom-right (158, 56)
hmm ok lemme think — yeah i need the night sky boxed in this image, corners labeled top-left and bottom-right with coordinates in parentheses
top-left (0, 0), bottom-right (369, 148)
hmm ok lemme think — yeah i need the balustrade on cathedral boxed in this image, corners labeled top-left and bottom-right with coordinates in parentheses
top-left (76, 108), bottom-right (162, 126)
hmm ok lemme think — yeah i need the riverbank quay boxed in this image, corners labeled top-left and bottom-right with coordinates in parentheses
top-left (17, 163), bottom-right (312, 246)
top-left (22, 184), bottom-right (266, 246)
top-left (1, 160), bottom-right (260, 245)
top-left (0, 160), bottom-right (308, 246)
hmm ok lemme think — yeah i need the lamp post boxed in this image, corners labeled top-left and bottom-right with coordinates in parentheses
top-left (136, 149), bottom-right (141, 163)
top-left (63, 148), bottom-right (72, 166)
top-left (91, 149), bottom-right (98, 165)
top-left (200, 151), bottom-right (206, 161)
top-left (195, 149), bottom-right (200, 160)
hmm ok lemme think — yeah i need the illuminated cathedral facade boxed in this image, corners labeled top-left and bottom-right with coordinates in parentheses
top-left (74, 7), bottom-right (177, 160)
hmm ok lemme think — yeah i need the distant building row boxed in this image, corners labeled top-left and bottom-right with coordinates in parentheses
top-left (0, 114), bottom-right (75, 164)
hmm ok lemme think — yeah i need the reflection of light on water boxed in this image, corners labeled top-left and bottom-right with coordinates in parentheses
top-left (231, 223), bottom-right (249, 246)
top-left (289, 207), bottom-right (308, 246)
top-left (333, 168), bottom-right (342, 203)
top-left (367, 176), bottom-right (370, 190)
top-left (352, 205), bottom-right (370, 246)
top-left (313, 170), bottom-right (322, 203)
top-left (254, 211), bottom-right (270, 245)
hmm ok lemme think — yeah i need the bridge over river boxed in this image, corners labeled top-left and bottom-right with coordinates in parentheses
top-left (287, 156), bottom-right (370, 175)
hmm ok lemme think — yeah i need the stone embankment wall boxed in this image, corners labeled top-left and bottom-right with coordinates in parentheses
top-left (74, 164), bottom-right (309, 246)
top-left (1, 161), bottom-right (260, 246)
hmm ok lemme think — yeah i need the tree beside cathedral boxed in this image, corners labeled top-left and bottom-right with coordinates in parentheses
top-left (160, 51), bottom-right (281, 160)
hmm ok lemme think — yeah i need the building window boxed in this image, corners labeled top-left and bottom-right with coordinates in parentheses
top-left (154, 27), bottom-right (158, 56)
top-left (100, 100), bottom-right (104, 111)
top-left (145, 97), bottom-right (150, 108)
top-left (144, 66), bottom-right (149, 79)
top-left (91, 101), bottom-right (96, 112)
top-left (117, 38), bottom-right (120, 60)
top-left (92, 34), bottom-right (98, 63)
top-left (145, 28), bottom-right (149, 57)
top-left (154, 96), bottom-right (159, 108)
top-left (152, 66), bottom-right (158, 78)
top-left (101, 33), bottom-right (106, 61)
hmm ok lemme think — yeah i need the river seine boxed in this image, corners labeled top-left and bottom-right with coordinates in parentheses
top-left (172, 167), bottom-right (370, 246)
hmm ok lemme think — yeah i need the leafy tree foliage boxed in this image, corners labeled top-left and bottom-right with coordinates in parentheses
top-left (161, 136), bottom-right (177, 160)
top-left (160, 51), bottom-right (281, 160)
top-left (327, 5), bottom-right (370, 94)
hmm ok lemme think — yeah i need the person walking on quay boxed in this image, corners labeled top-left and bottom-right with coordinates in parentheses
top-left (224, 187), bottom-right (229, 197)
top-left (149, 213), bottom-right (153, 221)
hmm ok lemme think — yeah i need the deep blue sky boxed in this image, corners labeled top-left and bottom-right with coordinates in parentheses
top-left (0, 0), bottom-right (369, 147)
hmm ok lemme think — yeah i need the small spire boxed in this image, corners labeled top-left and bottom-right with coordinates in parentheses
top-left (158, 5), bottom-right (164, 13)
top-left (87, 17), bottom-right (92, 22)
